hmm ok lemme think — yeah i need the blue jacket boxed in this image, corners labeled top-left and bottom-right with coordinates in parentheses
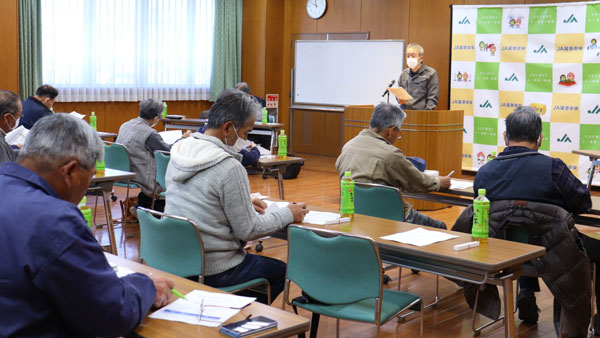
top-left (0, 162), bottom-right (156, 337)
top-left (19, 96), bottom-right (53, 129)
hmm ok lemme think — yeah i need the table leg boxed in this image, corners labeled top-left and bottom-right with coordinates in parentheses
top-left (276, 166), bottom-right (285, 200)
top-left (587, 159), bottom-right (600, 190)
top-left (503, 278), bottom-right (516, 337)
top-left (102, 189), bottom-right (118, 255)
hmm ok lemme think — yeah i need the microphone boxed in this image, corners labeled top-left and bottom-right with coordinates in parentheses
top-left (381, 79), bottom-right (395, 97)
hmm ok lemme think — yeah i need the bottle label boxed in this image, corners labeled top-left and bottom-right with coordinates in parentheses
top-left (472, 199), bottom-right (490, 239)
top-left (262, 109), bottom-right (268, 124)
top-left (340, 180), bottom-right (355, 215)
top-left (90, 116), bottom-right (97, 131)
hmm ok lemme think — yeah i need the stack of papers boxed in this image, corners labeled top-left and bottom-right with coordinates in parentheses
top-left (159, 130), bottom-right (183, 145)
top-left (5, 126), bottom-right (29, 145)
top-left (150, 290), bottom-right (255, 327)
top-left (380, 227), bottom-right (459, 247)
top-left (108, 263), bottom-right (135, 278)
top-left (450, 179), bottom-right (474, 190)
top-left (303, 211), bottom-right (350, 225)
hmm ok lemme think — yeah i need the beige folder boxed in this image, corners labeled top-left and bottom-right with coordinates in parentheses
top-left (387, 87), bottom-right (413, 104)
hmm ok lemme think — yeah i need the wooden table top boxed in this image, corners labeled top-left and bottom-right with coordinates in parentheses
top-left (105, 254), bottom-right (310, 338)
top-left (97, 131), bottom-right (118, 140)
top-left (576, 224), bottom-right (600, 241)
top-left (91, 168), bottom-right (136, 184)
top-left (572, 149), bottom-right (600, 159)
top-left (258, 156), bottom-right (304, 167)
top-left (295, 209), bottom-right (545, 275)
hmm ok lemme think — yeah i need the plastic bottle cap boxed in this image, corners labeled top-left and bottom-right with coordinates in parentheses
top-left (280, 130), bottom-right (285, 135)
top-left (91, 111), bottom-right (95, 116)
top-left (81, 196), bottom-right (87, 204)
top-left (344, 171), bottom-right (351, 177)
top-left (478, 188), bottom-right (486, 195)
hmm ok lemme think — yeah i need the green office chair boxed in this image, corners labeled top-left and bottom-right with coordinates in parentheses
top-left (137, 207), bottom-right (272, 304)
top-left (354, 182), bottom-right (405, 222)
top-left (93, 142), bottom-right (139, 235)
top-left (152, 150), bottom-right (170, 209)
top-left (284, 225), bottom-right (423, 338)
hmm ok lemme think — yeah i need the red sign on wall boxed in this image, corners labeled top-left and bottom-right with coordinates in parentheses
top-left (266, 94), bottom-right (279, 109)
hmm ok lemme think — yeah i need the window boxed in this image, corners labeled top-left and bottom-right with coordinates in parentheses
top-left (41, 0), bottom-right (215, 102)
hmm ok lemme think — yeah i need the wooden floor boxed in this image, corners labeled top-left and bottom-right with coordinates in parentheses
top-left (91, 154), bottom-right (564, 338)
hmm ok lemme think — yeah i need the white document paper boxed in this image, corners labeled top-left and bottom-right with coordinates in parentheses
top-left (5, 125), bottom-right (29, 145)
top-left (264, 200), bottom-right (289, 214)
top-left (68, 111), bottom-right (86, 119)
top-left (250, 192), bottom-right (269, 200)
top-left (450, 179), bottom-right (474, 190)
top-left (380, 227), bottom-right (459, 247)
top-left (303, 210), bottom-right (350, 225)
top-left (149, 289), bottom-right (255, 327)
top-left (256, 144), bottom-right (271, 156)
top-left (108, 263), bottom-right (135, 278)
top-left (159, 130), bottom-right (183, 145)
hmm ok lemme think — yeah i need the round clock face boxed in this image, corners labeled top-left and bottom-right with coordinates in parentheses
top-left (306, 0), bottom-right (326, 19)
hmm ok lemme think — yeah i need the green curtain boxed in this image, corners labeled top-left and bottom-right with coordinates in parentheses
top-left (18, 0), bottom-right (43, 100)
top-left (209, 0), bottom-right (243, 101)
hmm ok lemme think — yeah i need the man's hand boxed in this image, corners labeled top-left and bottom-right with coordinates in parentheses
top-left (252, 197), bottom-right (267, 214)
top-left (287, 202), bottom-right (309, 223)
top-left (183, 130), bottom-right (192, 138)
top-left (15, 143), bottom-right (23, 149)
top-left (439, 176), bottom-right (451, 190)
top-left (148, 273), bottom-right (175, 308)
top-left (248, 141), bottom-right (257, 149)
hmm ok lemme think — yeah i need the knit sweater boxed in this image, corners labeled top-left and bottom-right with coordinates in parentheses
top-left (164, 133), bottom-right (294, 275)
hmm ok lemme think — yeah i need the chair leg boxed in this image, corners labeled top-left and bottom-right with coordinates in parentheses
top-left (93, 195), bottom-right (99, 227)
top-left (398, 266), bottom-right (402, 291)
top-left (309, 313), bottom-right (320, 338)
top-left (336, 318), bottom-right (340, 338)
top-left (420, 299), bottom-right (424, 338)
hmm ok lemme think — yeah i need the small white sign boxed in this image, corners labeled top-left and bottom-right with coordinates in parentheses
top-left (266, 94), bottom-right (278, 109)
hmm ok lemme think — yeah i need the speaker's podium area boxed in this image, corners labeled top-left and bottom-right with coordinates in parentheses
top-left (343, 105), bottom-right (464, 211)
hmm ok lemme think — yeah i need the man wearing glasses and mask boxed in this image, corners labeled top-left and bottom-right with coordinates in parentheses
top-left (0, 90), bottom-right (22, 165)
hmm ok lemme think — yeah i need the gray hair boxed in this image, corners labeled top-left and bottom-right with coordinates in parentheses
top-left (206, 89), bottom-right (259, 129)
top-left (0, 90), bottom-right (21, 118)
top-left (407, 43), bottom-right (425, 56)
top-left (139, 98), bottom-right (164, 120)
top-left (370, 103), bottom-right (406, 132)
top-left (505, 106), bottom-right (542, 143)
top-left (20, 114), bottom-right (104, 170)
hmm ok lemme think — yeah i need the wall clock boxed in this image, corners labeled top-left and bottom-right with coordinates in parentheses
top-left (306, 0), bottom-right (326, 19)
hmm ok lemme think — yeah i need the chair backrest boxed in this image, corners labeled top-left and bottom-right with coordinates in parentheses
top-left (354, 182), bottom-right (405, 222)
top-left (104, 142), bottom-right (131, 171)
top-left (154, 151), bottom-right (170, 190)
top-left (137, 207), bottom-right (205, 279)
top-left (287, 225), bottom-right (383, 305)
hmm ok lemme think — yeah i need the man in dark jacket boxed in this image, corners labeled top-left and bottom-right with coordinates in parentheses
top-left (467, 106), bottom-right (592, 338)
top-left (19, 85), bottom-right (58, 129)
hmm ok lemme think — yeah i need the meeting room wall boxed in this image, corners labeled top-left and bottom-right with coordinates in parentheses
top-left (244, 0), bottom-right (583, 156)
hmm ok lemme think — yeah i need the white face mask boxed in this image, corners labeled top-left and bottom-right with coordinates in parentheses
top-left (225, 125), bottom-right (247, 153)
top-left (407, 57), bottom-right (420, 69)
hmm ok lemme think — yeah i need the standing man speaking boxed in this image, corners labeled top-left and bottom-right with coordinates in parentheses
top-left (398, 43), bottom-right (439, 110)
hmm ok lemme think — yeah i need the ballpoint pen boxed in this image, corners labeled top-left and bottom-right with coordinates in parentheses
top-left (447, 170), bottom-right (455, 177)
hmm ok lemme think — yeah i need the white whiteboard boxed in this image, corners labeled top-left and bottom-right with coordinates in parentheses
top-left (293, 40), bottom-right (405, 106)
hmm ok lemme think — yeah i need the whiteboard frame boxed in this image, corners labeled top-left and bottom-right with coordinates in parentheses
top-left (292, 39), bottom-right (405, 107)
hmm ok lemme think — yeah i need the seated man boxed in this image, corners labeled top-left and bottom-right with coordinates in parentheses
top-left (0, 90), bottom-right (22, 165)
top-left (117, 99), bottom-right (183, 212)
top-left (0, 114), bottom-right (172, 337)
top-left (335, 103), bottom-right (451, 229)
top-left (19, 84), bottom-right (58, 129)
top-left (165, 88), bottom-right (308, 304)
top-left (472, 106), bottom-right (591, 336)
top-left (235, 81), bottom-right (266, 108)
